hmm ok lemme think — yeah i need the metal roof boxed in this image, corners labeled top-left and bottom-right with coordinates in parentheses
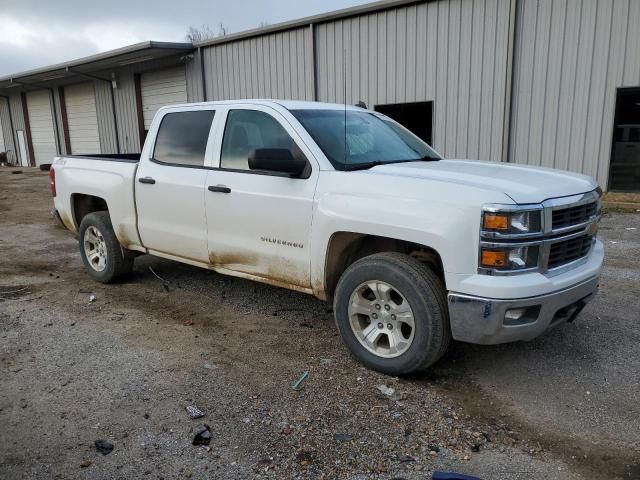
top-left (0, 41), bottom-right (194, 89)
top-left (193, 0), bottom-right (425, 48)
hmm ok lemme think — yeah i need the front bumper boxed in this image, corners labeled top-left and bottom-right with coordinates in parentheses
top-left (447, 275), bottom-right (599, 344)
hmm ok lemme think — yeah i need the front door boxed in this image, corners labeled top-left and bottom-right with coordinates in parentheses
top-left (205, 106), bottom-right (318, 289)
top-left (135, 109), bottom-right (215, 262)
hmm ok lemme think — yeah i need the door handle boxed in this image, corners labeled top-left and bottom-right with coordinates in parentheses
top-left (138, 177), bottom-right (156, 184)
top-left (208, 185), bottom-right (231, 193)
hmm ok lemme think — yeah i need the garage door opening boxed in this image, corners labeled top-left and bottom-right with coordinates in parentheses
top-left (609, 88), bottom-right (640, 192)
top-left (374, 102), bottom-right (433, 146)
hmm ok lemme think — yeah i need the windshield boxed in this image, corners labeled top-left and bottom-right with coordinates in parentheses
top-left (290, 109), bottom-right (441, 170)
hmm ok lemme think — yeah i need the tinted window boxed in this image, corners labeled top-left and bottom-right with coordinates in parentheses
top-left (291, 109), bottom-right (440, 170)
top-left (153, 111), bottom-right (215, 166)
top-left (220, 110), bottom-right (296, 170)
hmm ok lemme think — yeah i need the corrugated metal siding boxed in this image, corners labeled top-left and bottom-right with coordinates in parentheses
top-left (93, 56), bottom-right (195, 154)
top-left (8, 94), bottom-right (27, 165)
top-left (509, 0), bottom-right (640, 188)
top-left (202, 27), bottom-right (315, 101)
top-left (0, 99), bottom-right (14, 162)
top-left (315, 0), bottom-right (513, 160)
top-left (186, 49), bottom-right (205, 102)
top-left (94, 80), bottom-right (119, 153)
top-left (51, 88), bottom-right (66, 155)
top-left (112, 72), bottom-right (141, 153)
top-left (0, 113), bottom-right (5, 154)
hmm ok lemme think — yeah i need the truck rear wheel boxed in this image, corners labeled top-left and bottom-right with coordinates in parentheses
top-left (79, 211), bottom-right (134, 283)
top-left (333, 252), bottom-right (451, 375)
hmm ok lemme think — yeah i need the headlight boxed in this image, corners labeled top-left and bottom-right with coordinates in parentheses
top-left (482, 209), bottom-right (542, 235)
top-left (480, 245), bottom-right (540, 271)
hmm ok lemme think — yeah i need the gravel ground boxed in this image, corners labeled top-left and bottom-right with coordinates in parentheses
top-left (0, 169), bottom-right (638, 479)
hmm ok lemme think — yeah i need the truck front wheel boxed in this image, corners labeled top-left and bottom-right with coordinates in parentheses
top-left (79, 212), bottom-right (134, 283)
top-left (334, 252), bottom-right (451, 375)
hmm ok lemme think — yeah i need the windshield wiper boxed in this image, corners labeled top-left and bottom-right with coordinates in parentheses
top-left (342, 157), bottom-right (438, 171)
top-left (342, 161), bottom-right (388, 171)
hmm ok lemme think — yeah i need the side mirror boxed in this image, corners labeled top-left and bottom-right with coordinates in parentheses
top-left (248, 148), bottom-right (307, 177)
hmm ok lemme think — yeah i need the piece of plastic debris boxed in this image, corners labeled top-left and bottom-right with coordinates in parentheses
top-left (186, 405), bottom-right (205, 419)
top-left (292, 370), bottom-right (309, 390)
top-left (94, 439), bottom-right (114, 455)
top-left (377, 385), bottom-right (395, 397)
top-left (88, 295), bottom-right (96, 303)
top-left (433, 472), bottom-right (481, 480)
top-left (334, 433), bottom-right (353, 442)
top-left (183, 319), bottom-right (194, 326)
top-left (192, 424), bottom-right (212, 445)
top-left (391, 411), bottom-right (402, 419)
top-left (626, 227), bottom-right (637, 231)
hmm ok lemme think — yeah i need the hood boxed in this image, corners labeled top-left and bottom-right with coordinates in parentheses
top-left (369, 159), bottom-right (598, 204)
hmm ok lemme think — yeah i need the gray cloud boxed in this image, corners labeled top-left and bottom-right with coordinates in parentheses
top-left (0, 0), bottom-right (370, 76)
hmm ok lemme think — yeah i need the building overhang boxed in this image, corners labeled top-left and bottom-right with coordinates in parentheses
top-left (0, 41), bottom-right (194, 91)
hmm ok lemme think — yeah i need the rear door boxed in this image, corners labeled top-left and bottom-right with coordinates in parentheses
top-left (135, 108), bottom-right (215, 262)
top-left (204, 105), bottom-right (318, 289)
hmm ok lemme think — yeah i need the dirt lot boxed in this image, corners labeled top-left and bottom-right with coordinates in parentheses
top-left (1, 168), bottom-right (638, 479)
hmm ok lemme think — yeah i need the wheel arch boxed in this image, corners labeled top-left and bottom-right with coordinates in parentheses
top-left (71, 193), bottom-right (109, 229)
top-left (322, 231), bottom-right (445, 301)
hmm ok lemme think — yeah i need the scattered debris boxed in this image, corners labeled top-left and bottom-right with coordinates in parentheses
top-left (80, 459), bottom-right (92, 468)
top-left (192, 425), bottom-right (212, 446)
top-left (292, 370), bottom-right (309, 390)
top-left (88, 295), bottom-right (96, 303)
top-left (391, 411), bottom-right (402, 419)
top-left (186, 405), bottom-right (205, 419)
top-left (11, 170), bottom-right (22, 174)
top-left (377, 384), bottom-right (395, 397)
top-left (397, 453), bottom-right (415, 463)
top-left (203, 363), bottom-right (218, 370)
top-left (183, 319), bottom-right (194, 326)
top-left (625, 227), bottom-right (637, 231)
top-left (94, 439), bottom-right (114, 455)
top-left (334, 433), bottom-right (353, 442)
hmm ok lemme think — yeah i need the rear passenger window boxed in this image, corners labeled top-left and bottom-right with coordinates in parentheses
top-left (220, 110), bottom-right (296, 170)
top-left (153, 111), bottom-right (215, 166)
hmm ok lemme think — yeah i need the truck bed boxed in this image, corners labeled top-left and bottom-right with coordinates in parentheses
top-left (52, 154), bottom-right (142, 250)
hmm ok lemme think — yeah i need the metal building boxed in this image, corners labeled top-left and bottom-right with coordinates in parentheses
top-left (0, 0), bottom-right (638, 191)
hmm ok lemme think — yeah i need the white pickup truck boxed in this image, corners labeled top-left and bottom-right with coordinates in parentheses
top-left (51, 100), bottom-right (603, 375)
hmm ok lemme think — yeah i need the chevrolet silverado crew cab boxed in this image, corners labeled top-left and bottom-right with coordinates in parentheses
top-left (50, 100), bottom-right (603, 375)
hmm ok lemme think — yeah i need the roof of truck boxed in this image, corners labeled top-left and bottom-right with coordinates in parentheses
top-left (159, 99), bottom-right (367, 112)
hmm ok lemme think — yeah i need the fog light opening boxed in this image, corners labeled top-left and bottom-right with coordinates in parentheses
top-left (503, 305), bottom-right (541, 326)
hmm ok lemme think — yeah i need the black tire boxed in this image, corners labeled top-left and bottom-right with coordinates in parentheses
top-left (333, 252), bottom-right (451, 376)
top-left (78, 211), bottom-right (134, 283)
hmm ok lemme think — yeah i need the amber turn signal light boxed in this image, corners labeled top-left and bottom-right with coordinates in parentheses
top-left (483, 213), bottom-right (509, 230)
top-left (481, 250), bottom-right (508, 267)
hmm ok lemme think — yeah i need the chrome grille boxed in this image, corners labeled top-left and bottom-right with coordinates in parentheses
top-left (551, 201), bottom-right (598, 231)
top-left (548, 235), bottom-right (593, 269)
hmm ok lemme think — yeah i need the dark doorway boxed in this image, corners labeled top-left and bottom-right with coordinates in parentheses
top-left (609, 88), bottom-right (640, 191)
top-left (374, 102), bottom-right (433, 145)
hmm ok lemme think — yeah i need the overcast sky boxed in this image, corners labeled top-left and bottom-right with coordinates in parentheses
top-left (0, 0), bottom-right (371, 76)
